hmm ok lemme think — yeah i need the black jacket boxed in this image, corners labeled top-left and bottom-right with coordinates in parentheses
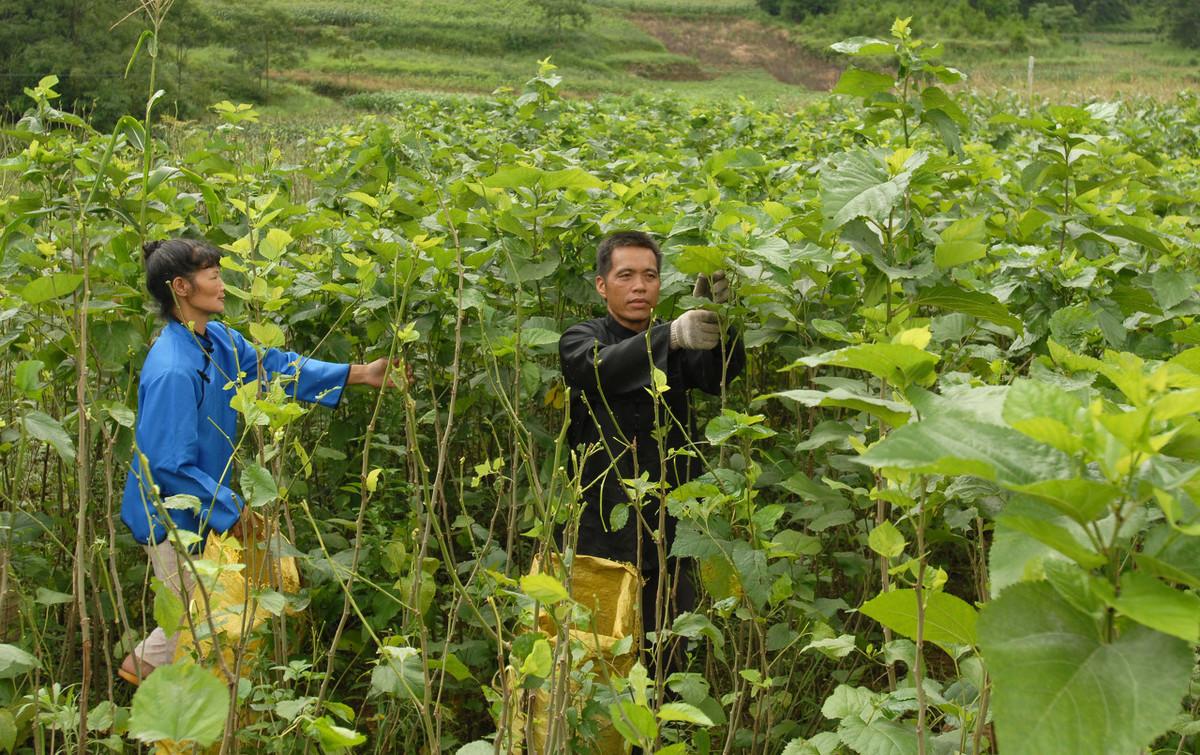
top-left (558, 314), bottom-right (745, 565)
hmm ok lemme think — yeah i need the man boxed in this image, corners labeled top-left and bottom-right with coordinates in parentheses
top-left (558, 230), bottom-right (745, 638)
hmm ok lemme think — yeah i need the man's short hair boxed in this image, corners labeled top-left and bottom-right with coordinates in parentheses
top-left (596, 231), bottom-right (662, 278)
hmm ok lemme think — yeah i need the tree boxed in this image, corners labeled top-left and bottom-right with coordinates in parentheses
top-left (0, 0), bottom-right (146, 126)
top-left (159, 0), bottom-right (218, 113)
top-left (211, 3), bottom-right (305, 102)
top-left (1165, 0), bottom-right (1200, 48)
top-left (528, 0), bottom-right (590, 35)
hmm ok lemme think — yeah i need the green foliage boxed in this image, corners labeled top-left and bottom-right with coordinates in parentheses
top-left (1, 14), bottom-right (1199, 755)
top-left (1165, 0), bottom-right (1200, 49)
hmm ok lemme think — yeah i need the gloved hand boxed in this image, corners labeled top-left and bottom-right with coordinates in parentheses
top-left (670, 309), bottom-right (721, 350)
top-left (692, 271), bottom-right (730, 304)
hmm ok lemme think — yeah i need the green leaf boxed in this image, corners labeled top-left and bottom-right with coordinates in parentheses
top-left (837, 713), bottom-right (918, 755)
top-left (996, 514), bottom-right (1106, 569)
top-left (129, 661), bottom-right (230, 746)
top-left (830, 37), bottom-right (893, 55)
top-left (868, 521), bottom-right (906, 559)
top-left (859, 411), bottom-right (1072, 485)
top-left (0, 709), bottom-right (16, 754)
top-left (34, 587), bottom-right (72, 605)
top-left (821, 149), bottom-right (923, 232)
top-left (832, 68), bottom-right (894, 97)
top-left (673, 245), bottom-right (727, 276)
top-left (705, 410), bottom-right (774, 444)
top-left (456, 742), bottom-right (496, 755)
top-left (912, 286), bottom-right (1023, 332)
top-left (756, 388), bottom-right (912, 427)
top-left (821, 684), bottom-right (880, 720)
top-left (371, 646), bottom-right (424, 701)
top-left (1004, 479), bottom-right (1120, 524)
top-left (520, 638), bottom-right (553, 679)
top-left (482, 165), bottom-right (543, 189)
top-left (520, 572), bottom-right (569, 604)
top-left (14, 360), bottom-right (44, 399)
top-left (609, 700), bottom-right (657, 745)
top-left (979, 582), bottom-right (1192, 755)
top-left (859, 589), bottom-right (978, 649)
top-left (240, 463), bottom-right (278, 509)
top-left (344, 191), bottom-right (379, 209)
top-left (20, 273), bottom-right (83, 305)
top-left (657, 702), bottom-right (714, 726)
top-left (306, 716), bottom-right (366, 751)
top-left (803, 634), bottom-right (857, 659)
top-left (520, 326), bottom-right (560, 349)
top-left (152, 578), bottom-right (184, 637)
top-left (249, 321), bottom-right (285, 349)
top-left (933, 240), bottom-right (985, 269)
top-left (0, 644), bottom-right (40, 679)
top-left (21, 410), bottom-right (75, 463)
top-left (798, 343), bottom-right (938, 390)
top-left (543, 167), bottom-right (604, 190)
top-left (1108, 572), bottom-right (1200, 643)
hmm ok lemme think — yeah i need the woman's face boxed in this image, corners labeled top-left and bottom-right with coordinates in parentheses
top-left (175, 265), bottom-right (225, 316)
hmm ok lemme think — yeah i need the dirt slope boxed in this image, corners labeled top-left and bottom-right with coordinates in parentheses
top-left (631, 14), bottom-right (841, 90)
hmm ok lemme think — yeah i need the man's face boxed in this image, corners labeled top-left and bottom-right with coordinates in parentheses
top-left (596, 245), bottom-right (660, 332)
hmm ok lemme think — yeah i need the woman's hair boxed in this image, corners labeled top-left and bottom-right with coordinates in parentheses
top-left (142, 238), bottom-right (223, 318)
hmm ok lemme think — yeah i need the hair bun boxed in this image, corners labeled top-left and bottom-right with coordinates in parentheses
top-left (142, 240), bottom-right (163, 260)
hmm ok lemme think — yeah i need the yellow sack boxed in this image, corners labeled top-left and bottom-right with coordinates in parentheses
top-left (174, 525), bottom-right (302, 673)
top-left (509, 553), bottom-right (642, 755)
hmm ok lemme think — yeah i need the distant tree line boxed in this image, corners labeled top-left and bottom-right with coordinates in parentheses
top-left (755, 0), bottom-right (1200, 45)
top-left (0, 0), bottom-right (307, 127)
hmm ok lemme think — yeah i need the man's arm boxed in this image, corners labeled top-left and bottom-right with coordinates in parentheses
top-left (559, 320), bottom-right (673, 394)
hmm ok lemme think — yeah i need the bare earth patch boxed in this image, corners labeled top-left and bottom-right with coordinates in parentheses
top-left (630, 14), bottom-right (841, 90)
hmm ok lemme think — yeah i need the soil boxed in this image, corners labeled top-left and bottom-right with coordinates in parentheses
top-left (629, 14), bottom-right (842, 90)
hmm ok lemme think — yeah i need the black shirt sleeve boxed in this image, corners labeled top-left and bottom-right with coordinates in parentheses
top-left (559, 320), bottom-right (673, 394)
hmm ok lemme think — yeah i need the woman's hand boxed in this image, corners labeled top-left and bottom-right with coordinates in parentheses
top-left (347, 357), bottom-right (403, 389)
top-left (228, 510), bottom-right (266, 542)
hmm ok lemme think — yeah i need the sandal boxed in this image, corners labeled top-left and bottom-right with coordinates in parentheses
top-left (118, 655), bottom-right (154, 686)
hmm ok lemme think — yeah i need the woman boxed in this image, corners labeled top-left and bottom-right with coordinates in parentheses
top-left (118, 238), bottom-right (392, 685)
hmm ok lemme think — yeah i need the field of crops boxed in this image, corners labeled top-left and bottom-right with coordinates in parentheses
top-left (1, 19), bottom-right (1199, 755)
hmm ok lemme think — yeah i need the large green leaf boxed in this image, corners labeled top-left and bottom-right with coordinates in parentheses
top-left (1108, 571), bottom-right (1200, 643)
top-left (756, 388), bottom-right (912, 427)
top-left (240, 463), bottom-right (278, 509)
top-left (20, 272), bottom-right (83, 305)
top-left (1003, 479), bottom-right (1121, 524)
top-left (21, 410), bottom-right (75, 464)
top-left (0, 644), bottom-right (40, 679)
top-left (832, 68), bottom-right (894, 98)
top-left (934, 216), bottom-right (987, 268)
top-left (837, 714), bottom-right (918, 755)
top-left (797, 343), bottom-right (938, 390)
top-left (858, 411), bottom-right (1072, 485)
top-left (129, 661), bottom-right (230, 746)
top-left (821, 149), bottom-right (924, 232)
top-left (859, 589), bottom-right (978, 650)
top-left (912, 286), bottom-right (1023, 332)
top-left (979, 582), bottom-right (1192, 755)
top-left (996, 514), bottom-right (1105, 569)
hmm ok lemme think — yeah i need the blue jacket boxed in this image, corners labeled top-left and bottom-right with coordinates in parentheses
top-left (120, 319), bottom-right (349, 545)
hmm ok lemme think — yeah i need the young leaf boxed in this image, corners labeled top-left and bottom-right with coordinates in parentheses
top-left (868, 521), bottom-right (906, 559)
top-left (859, 589), bottom-right (978, 649)
top-left (520, 572), bottom-right (569, 605)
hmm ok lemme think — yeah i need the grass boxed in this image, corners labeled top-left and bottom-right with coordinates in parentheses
top-left (966, 29), bottom-right (1200, 100)
top-left (184, 0), bottom-right (1200, 115)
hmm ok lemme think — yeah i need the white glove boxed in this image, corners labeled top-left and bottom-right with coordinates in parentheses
top-left (692, 271), bottom-right (730, 304)
top-left (670, 309), bottom-right (721, 351)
